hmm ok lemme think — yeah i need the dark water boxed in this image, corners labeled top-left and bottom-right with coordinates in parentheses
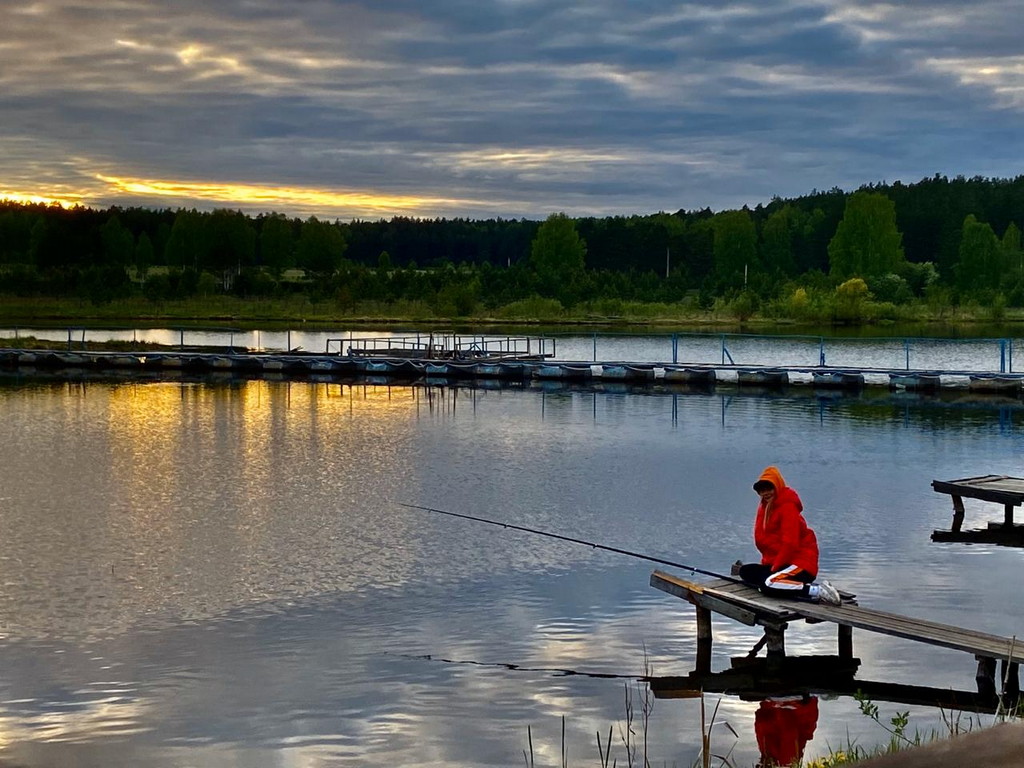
top-left (0, 376), bottom-right (1022, 767)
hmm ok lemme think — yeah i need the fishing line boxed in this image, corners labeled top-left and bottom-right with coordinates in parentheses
top-left (390, 652), bottom-right (649, 681)
top-left (399, 502), bottom-right (735, 581)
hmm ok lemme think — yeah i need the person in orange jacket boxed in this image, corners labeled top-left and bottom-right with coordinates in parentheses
top-left (738, 466), bottom-right (840, 605)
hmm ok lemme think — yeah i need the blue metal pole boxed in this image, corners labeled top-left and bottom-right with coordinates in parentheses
top-left (672, 333), bottom-right (678, 364)
top-left (819, 337), bottom-right (825, 367)
top-left (1000, 339), bottom-right (1007, 373)
top-left (905, 339), bottom-right (910, 370)
top-left (593, 333), bottom-right (597, 362)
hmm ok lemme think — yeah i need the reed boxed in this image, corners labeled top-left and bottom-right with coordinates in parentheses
top-left (522, 685), bottom-right (1024, 768)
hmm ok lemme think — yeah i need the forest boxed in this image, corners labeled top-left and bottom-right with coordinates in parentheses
top-left (1, 173), bottom-right (1022, 324)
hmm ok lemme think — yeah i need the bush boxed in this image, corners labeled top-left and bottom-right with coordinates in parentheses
top-left (496, 296), bottom-right (565, 320)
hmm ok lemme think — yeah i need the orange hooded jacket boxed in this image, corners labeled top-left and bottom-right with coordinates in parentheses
top-left (753, 467), bottom-right (819, 577)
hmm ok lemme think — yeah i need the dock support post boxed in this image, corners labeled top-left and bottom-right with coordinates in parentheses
top-left (951, 495), bottom-right (966, 532)
top-left (764, 625), bottom-right (786, 659)
top-left (695, 606), bottom-right (712, 674)
top-left (838, 624), bottom-right (853, 659)
top-left (976, 656), bottom-right (998, 700)
top-left (1004, 503), bottom-right (1014, 528)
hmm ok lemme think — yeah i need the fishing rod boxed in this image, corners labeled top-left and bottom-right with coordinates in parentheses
top-left (400, 502), bottom-right (735, 581)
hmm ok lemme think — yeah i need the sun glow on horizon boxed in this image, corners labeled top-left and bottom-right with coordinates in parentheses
top-left (95, 174), bottom-right (480, 217)
top-left (3, 174), bottom-right (496, 219)
top-left (0, 190), bottom-right (85, 208)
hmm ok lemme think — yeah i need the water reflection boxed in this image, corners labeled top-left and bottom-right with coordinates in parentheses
top-left (755, 695), bottom-right (818, 768)
top-left (0, 377), bottom-right (1022, 766)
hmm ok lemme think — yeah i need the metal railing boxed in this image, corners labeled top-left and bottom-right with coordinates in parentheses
top-left (329, 333), bottom-right (555, 360)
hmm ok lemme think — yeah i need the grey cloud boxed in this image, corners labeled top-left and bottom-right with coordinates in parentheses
top-left (0, 0), bottom-right (1022, 218)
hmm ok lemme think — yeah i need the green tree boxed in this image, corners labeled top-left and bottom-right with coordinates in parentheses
top-left (206, 209), bottom-right (256, 275)
top-left (956, 214), bottom-right (1001, 291)
top-left (760, 206), bottom-right (798, 276)
top-left (529, 213), bottom-right (586, 298)
top-left (134, 231), bottom-right (155, 278)
top-left (1002, 222), bottom-right (1022, 277)
top-left (99, 215), bottom-right (134, 266)
top-left (296, 216), bottom-right (346, 276)
top-left (712, 209), bottom-right (758, 287)
top-left (164, 210), bottom-right (206, 270)
top-left (828, 191), bottom-right (905, 279)
top-left (259, 214), bottom-right (294, 277)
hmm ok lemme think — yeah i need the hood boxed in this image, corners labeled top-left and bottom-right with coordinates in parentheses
top-left (755, 466), bottom-right (787, 492)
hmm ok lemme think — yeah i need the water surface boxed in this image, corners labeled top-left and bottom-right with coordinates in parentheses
top-left (0, 375), bottom-right (1021, 766)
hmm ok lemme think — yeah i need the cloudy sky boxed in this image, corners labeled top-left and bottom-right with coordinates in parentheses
top-left (2, 1), bottom-right (1022, 221)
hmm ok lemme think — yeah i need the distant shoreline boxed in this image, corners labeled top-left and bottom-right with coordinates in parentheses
top-left (0, 295), bottom-right (1022, 338)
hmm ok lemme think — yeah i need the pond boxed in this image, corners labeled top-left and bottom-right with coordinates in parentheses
top-left (0, 374), bottom-right (1021, 766)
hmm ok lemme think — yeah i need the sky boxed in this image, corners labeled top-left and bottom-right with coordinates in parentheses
top-left (2, 0), bottom-right (1023, 222)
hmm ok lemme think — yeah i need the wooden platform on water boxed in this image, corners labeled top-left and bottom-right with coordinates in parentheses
top-left (932, 475), bottom-right (1024, 546)
top-left (650, 570), bottom-right (1023, 700)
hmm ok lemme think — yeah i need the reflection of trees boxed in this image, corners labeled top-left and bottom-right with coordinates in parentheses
top-left (730, 390), bottom-right (1023, 433)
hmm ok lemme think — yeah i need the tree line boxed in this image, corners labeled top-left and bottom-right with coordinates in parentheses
top-left (0, 173), bottom-right (1022, 319)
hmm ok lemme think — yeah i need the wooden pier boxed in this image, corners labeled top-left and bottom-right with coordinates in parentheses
top-left (932, 475), bottom-right (1024, 545)
top-left (650, 570), bottom-right (1023, 701)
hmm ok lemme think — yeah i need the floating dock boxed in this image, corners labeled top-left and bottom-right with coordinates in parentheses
top-left (650, 570), bottom-right (1022, 703)
top-left (932, 475), bottom-right (1024, 546)
top-left (2, 347), bottom-right (1024, 397)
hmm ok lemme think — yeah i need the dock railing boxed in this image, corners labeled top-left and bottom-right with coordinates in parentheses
top-left (555, 331), bottom-right (1017, 373)
top-left (328, 333), bottom-right (555, 360)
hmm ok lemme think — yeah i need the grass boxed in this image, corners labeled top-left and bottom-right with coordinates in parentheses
top-left (523, 685), bottom-right (1021, 768)
top-left (3, 293), bottom-right (1024, 331)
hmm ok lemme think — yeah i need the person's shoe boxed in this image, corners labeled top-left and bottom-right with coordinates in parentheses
top-left (817, 580), bottom-right (841, 606)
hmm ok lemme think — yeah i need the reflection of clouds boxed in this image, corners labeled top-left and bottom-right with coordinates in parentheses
top-left (0, 381), bottom-right (432, 642)
top-left (0, 378), bottom-right (1021, 765)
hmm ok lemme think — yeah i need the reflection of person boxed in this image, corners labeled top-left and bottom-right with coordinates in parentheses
top-left (739, 466), bottom-right (840, 605)
top-left (755, 695), bottom-right (819, 768)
